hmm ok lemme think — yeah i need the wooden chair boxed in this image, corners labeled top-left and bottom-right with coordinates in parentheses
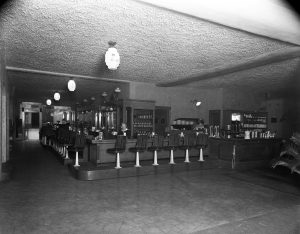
top-left (107, 135), bottom-right (127, 169)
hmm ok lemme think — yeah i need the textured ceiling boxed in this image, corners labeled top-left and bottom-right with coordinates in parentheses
top-left (184, 58), bottom-right (300, 91)
top-left (8, 71), bottom-right (129, 106)
top-left (1, 0), bottom-right (300, 95)
top-left (138, 0), bottom-right (300, 45)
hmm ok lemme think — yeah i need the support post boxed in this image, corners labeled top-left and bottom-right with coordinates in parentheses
top-left (134, 151), bottom-right (141, 167)
top-left (74, 151), bottom-right (80, 167)
top-left (152, 150), bottom-right (159, 166)
top-left (198, 148), bottom-right (204, 162)
top-left (184, 149), bottom-right (190, 163)
top-left (169, 149), bottom-right (175, 164)
top-left (65, 148), bottom-right (69, 159)
top-left (115, 152), bottom-right (121, 169)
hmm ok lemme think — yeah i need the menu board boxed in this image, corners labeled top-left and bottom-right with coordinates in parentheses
top-left (242, 112), bottom-right (267, 129)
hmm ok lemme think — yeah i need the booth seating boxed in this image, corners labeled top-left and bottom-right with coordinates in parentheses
top-left (164, 133), bottom-right (181, 164)
top-left (179, 133), bottom-right (197, 163)
top-left (195, 133), bottom-right (209, 162)
top-left (147, 135), bottom-right (165, 166)
top-left (107, 135), bottom-right (127, 169)
top-left (129, 135), bottom-right (148, 167)
top-left (68, 134), bottom-right (86, 167)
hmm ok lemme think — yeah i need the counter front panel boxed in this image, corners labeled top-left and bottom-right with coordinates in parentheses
top-left (209, 138), bottom-right (281, 162)
top-left (88, 138), bottom-right (208, 165)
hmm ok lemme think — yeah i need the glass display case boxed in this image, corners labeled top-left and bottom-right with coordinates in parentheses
top-left (120, 99), bottom-right (155, 138)
top-left (171, 118), bottom-right (199, 130)
top-left (133, 109), bottom-right (154, 135)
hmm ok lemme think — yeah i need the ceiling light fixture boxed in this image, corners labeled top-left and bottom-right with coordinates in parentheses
top-left (46, 99), bottom-right (52, 106)
top-left (191, 99), bottom-right (201, 107)
top-left (54, 92), bottom-right (60, 101)
top-left (68, 79), bottom-right (76, 91)
top-left (105, 41), bottom-right (120, 70)
top-left (196, 101), bottom-right (202, 106)
top-left (114, 87), bottom-right (121, 93)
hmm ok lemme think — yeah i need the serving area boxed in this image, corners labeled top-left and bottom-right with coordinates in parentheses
top-left (210, 138), bottom-right (282, 169)
top-left (38, 97), bottom-right (282, 180)
top-left (87, 137), bottom-right (209, 165)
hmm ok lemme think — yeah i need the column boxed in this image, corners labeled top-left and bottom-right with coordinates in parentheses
top-left (0, 40), bottom-right (4, 179)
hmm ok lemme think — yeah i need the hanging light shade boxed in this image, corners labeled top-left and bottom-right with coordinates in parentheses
top-left (68, 79), bottom-right (76, 91)
top-left (46, 99), bottom-right (52, 106)
top-left (54, 92), bottom-right (60, 101)
top-left (114, 87), bottom-right (121, 93)
top-left (105, 41), bottom-right (120, 70)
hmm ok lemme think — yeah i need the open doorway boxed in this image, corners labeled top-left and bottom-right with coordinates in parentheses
top-left (20, 102), bottom-right (42, 140)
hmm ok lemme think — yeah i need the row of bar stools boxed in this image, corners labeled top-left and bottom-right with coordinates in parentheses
top-left (106, 133), bottom-right (208, 169)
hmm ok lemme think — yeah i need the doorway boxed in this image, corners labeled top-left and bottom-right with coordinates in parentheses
top-left (155, 106), bottom-right (170, 135)
top-left (31, 112), bottom-right (40, 128)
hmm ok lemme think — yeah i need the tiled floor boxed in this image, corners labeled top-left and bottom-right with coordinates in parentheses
top-left (0, 141), bottom-right (299, 234)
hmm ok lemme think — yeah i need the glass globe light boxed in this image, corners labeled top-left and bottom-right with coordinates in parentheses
top-left (68, 79), bottom-right (76, 91)
top-left (54, 92), bottom-right (60, 101)
top-left (105, 47), bottom-right (120, 70)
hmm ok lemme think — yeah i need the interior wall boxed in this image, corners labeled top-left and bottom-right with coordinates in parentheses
top-left (129, 81), bottom-right (223, 124)
top-left (129, 81), bottom-right (295, 138)
top-left (222, 88), bottom-right (265, 111)
top-left (0, 38), bottom-right (9, 164)
top-left (0, 38), bottom-right (3, 177)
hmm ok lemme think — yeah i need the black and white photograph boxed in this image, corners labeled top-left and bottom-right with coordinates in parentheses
top-left (0, 0), bottom-right (300, 233)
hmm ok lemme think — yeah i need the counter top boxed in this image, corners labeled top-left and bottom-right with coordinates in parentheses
top-left (88, 138), bottom-right (136, 144)
top-left (209, 137), bottom-right (281, 142)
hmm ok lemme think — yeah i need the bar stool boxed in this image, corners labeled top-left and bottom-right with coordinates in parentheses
top-left (147, 135), bottom-right (164, 166)
top-left (195, 133), bottom-right (208, 162)
top-left (129, 135), bottom-right (148, 167)
top-left (65, 131), bottom-right (76, 159)
top-left (46, 128), bottom-right (55, 147)
top-left (57, 127), bottom-right (64, 156)
top-left (61, 129), bottom-right (72, 159)
top-left (179, 133), bottom-right (196, 163)
top-left (40, 126), bottom-right (47, 146)
top-left (164, 133), bottom-right (180, 164)
top-left (68, 134), bottom-right (86, 167)
top-left (107, 135), bottom-right (127, 169)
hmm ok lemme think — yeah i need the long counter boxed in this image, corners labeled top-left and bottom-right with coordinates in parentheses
top-left (85, 137), bottom-right (282, 169)
top-left (209, 138), bottom-right (282, 168)
top-left (87, 138), bottom-right (208, 165)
